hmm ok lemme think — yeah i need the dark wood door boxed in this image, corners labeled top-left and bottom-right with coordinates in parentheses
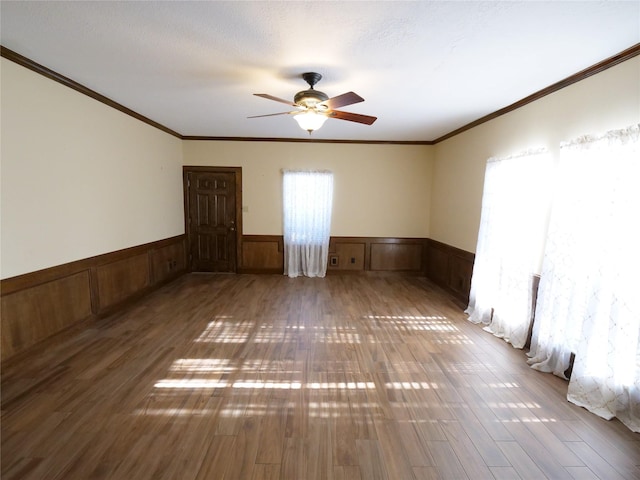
top-left (185, 169), bottom-right (240, 272)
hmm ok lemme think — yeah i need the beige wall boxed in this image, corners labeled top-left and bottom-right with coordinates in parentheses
top-left (183, 141), bottom-right (433, 238)
top-left (1, 59), bottom-right (185, 279)
top-left (431, 56), bottom-right (640, 253)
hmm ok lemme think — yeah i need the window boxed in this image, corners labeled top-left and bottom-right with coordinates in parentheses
top-left (469, 124), bottom-right (640, 431)
top-left (282, 170), bottom-right (333, 278)
top-left (528, 124), bottom-right (639, 431)
top-left (465, 149), bottom-right (552, 348)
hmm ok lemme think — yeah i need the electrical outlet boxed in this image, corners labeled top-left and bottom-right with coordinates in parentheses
top-left (350, 257), bottom-right (356, 264)
top-left (329, 255), bottom-right (339, 267)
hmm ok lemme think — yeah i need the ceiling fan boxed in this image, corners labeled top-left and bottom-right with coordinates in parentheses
top-left (249, 72), bottom-right (377, 134)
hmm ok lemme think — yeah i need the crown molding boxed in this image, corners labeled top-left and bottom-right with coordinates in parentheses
top-left (182, 136), bottom-right (434, 145)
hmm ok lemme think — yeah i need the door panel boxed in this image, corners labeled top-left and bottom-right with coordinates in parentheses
top-left (186, 169), bottom-right (240, 272)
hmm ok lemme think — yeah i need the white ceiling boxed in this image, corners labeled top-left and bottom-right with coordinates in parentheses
top-left (1, 1), bottom-right (639, 142)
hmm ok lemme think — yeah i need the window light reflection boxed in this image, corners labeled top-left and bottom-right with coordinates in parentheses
top-left (307, 381), bottom-right (375, 390)
top-left (170, 359), bottom-right (234, 373)
top-left (488, 402), bottom-right (541, 409)
top-left (136, 397), bottom-right (498, 418)
top-left (232, 381), bottom-right (302, 389)
top-left (134, 408), bottom-right (218, 416)
top-left (384, 382), bottom-right (439, 390)
top-left (155, 379), bottom-right (228, 389)
top-left (195, 320), bottom-right (255, 343)
top-left (487, 382), bottom-right (520, 389)
top-left (363, 315), bottom-right (462, 333)
top-left (154, 379), bottom-right (376, 390)
top-left (194, 321), bottom-right (363, 344)
top-left (499, 418), bottom-right (557, 423)
top-left (166, 358), bottom-right (311, 375)
top-left (434, 335), bottom-right (474, 345)
top-left (364, 315), bottom-right (448, 320)
top-left (442, 361), bottom-right (489, 373)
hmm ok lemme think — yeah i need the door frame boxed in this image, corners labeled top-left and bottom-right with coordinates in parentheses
top-left (183, 166), bottom-right (243, 273)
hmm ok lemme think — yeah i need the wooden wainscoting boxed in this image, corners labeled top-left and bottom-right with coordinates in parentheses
top-left (329, 237), bottom-right (427, 274)
top-left (0, 235), bottom-right (186, 362)
top-left (425, 239), bottom-right (475, 305)
top-left (240, 235), bottom-right (428, 274)
top-left (240, 235), bottom-right (284, 274)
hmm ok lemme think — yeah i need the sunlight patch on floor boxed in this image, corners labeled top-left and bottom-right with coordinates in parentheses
top-left (384, 381), bottom-right (440, 390)
top-left (364, 315), bottom-right (448, 321)
top-left (488, 401), bottom-right (541, 409)
top-left (155, 379), bottom-right (228, 389)
top-left (154, 379), bottom-right (376, 390)
top-left (434, 334), bottom-right (474, 345)
top-left (133, 408), bottom-right (218, 416)
top-left (195, 320), bottom-right (254, 343)
top-left (487, 382), bottom-right (520, 389)
top-left (169, 358), bottom-right (234, 373)
top-left (499, 417), bottom-right (558, 423)
top-left (363, 314), bottom-right (459, 333)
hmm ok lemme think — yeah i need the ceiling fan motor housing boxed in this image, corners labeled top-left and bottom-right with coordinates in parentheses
top-left (294, 89), bottom-right (329, 108)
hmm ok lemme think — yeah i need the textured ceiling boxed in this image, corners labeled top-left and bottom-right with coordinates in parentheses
top-left (1, 1), bottom-right (639, 142)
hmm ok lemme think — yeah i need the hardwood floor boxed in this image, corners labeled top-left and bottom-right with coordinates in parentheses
top-left (2, 273), bottom-right (639, 479)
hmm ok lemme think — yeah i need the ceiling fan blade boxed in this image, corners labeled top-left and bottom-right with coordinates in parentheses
top-left (328, 110), bottom-right (377, 125)
top-left (248, 111), bottom-right (294, 118)
top-left (320, 91), bottom-right (364, 110)
top-left (254, 93), bottom-right (297, 107)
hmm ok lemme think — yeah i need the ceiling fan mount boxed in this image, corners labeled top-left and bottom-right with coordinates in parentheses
top-left (301, 71), bottom-right (322, 89)
top-left (249, 71), bottom-right (377, 134)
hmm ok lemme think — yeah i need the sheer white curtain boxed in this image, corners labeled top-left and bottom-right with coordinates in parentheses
top-left (465, 150), bottom-right (552, 348)
top-left (528, 125), bottom-right (640, 431)
top-left (282, 170), bottom-right (333, 278)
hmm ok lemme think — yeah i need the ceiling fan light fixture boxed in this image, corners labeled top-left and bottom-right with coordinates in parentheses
top-left (293, 110), bottom-right (328, 134)
top-left (250, 71), bottom-right (377, 132)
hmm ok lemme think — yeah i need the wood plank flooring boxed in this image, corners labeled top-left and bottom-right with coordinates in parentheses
top-left (2, 273), bottom-right (639, 479)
